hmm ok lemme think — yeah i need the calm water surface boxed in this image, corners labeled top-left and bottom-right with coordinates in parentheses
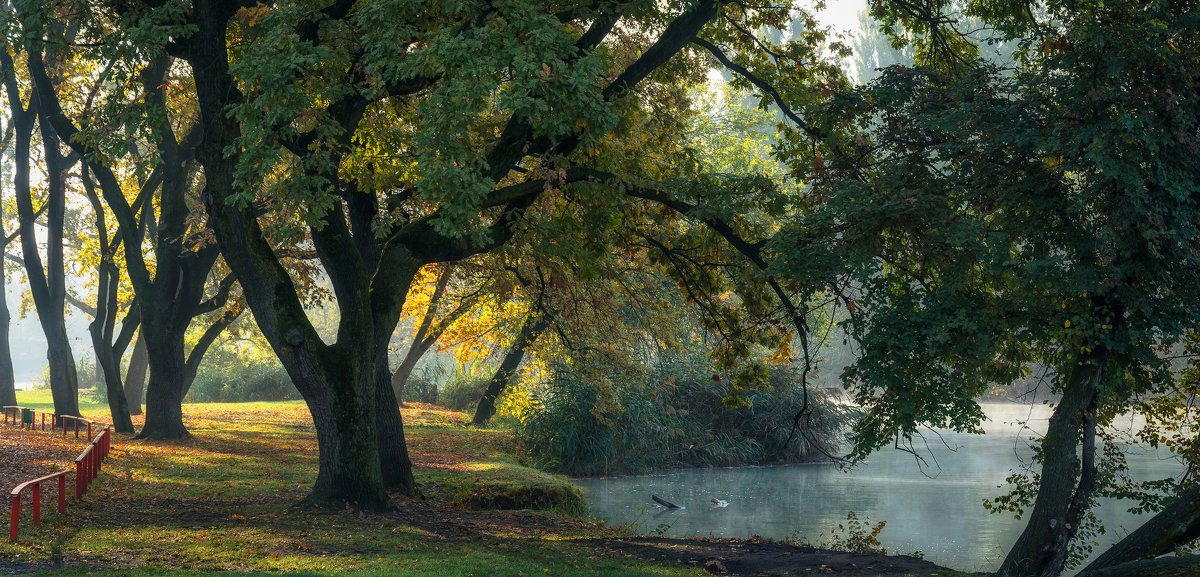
top-left (573, 403), bottom-right (1182, 573)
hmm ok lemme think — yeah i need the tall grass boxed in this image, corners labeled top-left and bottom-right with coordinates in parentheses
top-left (516, 353), bottom-right (855, 476)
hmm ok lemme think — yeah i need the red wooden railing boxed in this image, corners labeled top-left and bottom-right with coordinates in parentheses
top-left (8, 472), bottom-right (68, 542)
top-left (73, 427), bottom-right (111, 500)
top-left (3, 408), bottom-right (114, 542)
top-left (2, 406), bottom-right (74, 433)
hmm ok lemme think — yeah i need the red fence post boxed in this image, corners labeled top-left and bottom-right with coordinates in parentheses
top-left (31, 485), bottom-right (40, 526)
top-left (9, 497), bottom-right (18, 542)
top-left (56, 475), bottom-right (65, 513)
top-left (75, 459), bottom-right (84, 500)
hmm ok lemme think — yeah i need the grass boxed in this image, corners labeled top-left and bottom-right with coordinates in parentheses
top-left (2, 391), bottom-right (970, 577)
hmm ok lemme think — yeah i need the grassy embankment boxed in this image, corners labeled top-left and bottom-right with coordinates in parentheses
top-left (1, 390), bottom-right (968, 577)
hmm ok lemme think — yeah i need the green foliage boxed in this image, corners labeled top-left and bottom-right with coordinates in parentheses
top-left (187, 347), bottom-right (300, 403)
top-left (777, 0), bottom-right (1200, 460)
top-left (401, 373), bottom-right (441, 405)
top-left (516, 351), bottom-right (852, 476)
top-left (439, 376), bottom-right (489, 412)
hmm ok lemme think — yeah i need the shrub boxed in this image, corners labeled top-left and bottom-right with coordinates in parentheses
top-left (516, 353), bottom-right (854, 476)
top-left (440, 376), bottom-right (489, 411)
top-left (402, 373), bottom-right (440, 404)
top-left (187, 349), bottom-right (301, 403)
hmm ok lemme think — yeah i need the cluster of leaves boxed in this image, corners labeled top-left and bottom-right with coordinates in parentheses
top-left (823, 511), bottom-right (887, 556)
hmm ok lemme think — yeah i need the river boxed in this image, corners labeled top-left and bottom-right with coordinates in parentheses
top-left (573, 402), bottom-right (1183, 573)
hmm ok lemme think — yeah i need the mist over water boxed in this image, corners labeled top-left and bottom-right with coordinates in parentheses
top-left (574, 402), bottom-right (1182, 573)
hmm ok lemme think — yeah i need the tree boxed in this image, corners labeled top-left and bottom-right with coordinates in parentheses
top-left (11, 1), bottom-right (248, 439)
top-left (773, 1), bottom-right (1200, 575)
top-left (0, 28), bottom-right (81, 420)
top-left (81, 167), bottom-right (139, 432)
top-left (0, 116), bottom-right (20, 408)
top-left (82, 0), bottom-right (847, 511)
top-left (390, 263), bottom-right (480, 401)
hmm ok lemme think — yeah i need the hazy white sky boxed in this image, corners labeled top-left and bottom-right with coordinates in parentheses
top-left (816, 0), bottom-right (868, 36)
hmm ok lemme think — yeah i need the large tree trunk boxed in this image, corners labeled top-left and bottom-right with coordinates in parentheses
top-left (376, 348), bottom-right (415, 495)
top-left (293, 342), bottom-right (391, 510)
top-left (138, 329), bottom-right (190, 439)
top-left (999, 350), bottom-right (1105, 577)
top-left (125, 333), bottom-right (147, 415)
top-left (472, 310), bottom-right (551, 425)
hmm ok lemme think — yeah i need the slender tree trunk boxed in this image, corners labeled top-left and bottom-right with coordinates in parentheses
top-left (30, 120), bottom-right (79, 420)
top-left (472, 310), bottom-right (551, 425)
top-left (93, 336), bottom-right (135, 433)
top-left (391, 265), bottom-right (452, 401)
top-left (125, 333), bottom-right (147, 415)
top-left (0, 252), bottom-right (16, 407)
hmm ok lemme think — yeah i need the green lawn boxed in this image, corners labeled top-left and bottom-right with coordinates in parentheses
top-left (1, 398), bottom-right (696, 576)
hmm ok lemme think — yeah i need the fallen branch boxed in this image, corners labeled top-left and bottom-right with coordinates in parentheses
top-left (652, 495), bottom-right (682, 509)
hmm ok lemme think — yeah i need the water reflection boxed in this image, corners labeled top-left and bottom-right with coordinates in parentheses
top-left (574, 403), bottom-right (1182, 573)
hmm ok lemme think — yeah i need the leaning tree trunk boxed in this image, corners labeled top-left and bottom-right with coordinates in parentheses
top-left (1078, 483), bottom-right (1200, 573)
top-left (998, 350), bottom-right (1104, 577)
top-left (1078, 556), bottom-right (1200, 577)
top-left (125, 333), bottom-right (147, 415)
top-left (472, 310), bottom-right (551, 425)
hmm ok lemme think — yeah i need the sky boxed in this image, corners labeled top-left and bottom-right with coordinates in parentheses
top-left (817, 0), bottom-right (868, 36)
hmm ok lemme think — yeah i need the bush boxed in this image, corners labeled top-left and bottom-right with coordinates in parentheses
top-left (402, 373), bottom-right (440, 404)
top-left (187, 350), bottom-right (301, 403)
top-left (440, 376), bottom-right (489, 412)
top-left (516, 353), bottom-right (854, 476)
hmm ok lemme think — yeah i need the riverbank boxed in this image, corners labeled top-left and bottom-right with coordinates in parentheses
top-left (1, 394), bottom-right (969, 577)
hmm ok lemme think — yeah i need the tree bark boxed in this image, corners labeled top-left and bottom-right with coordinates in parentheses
top-left (139, 329), bottom-right (190, 439)
top-left (1079, 484), bottom-right (1200, 573)
top-left (998, 349), bottom-right (1105, 577)
top-left (83, 171), bottom-right (137, 433)
top-left (24, 93), bottom-right (79, 420)
top-left (1078, 556), bottom-right (1200, 577)
top-left (471, 309), bottom-right (551, 425)
top-left (376, 347), bottom-right (415, 494)
top-left (0, 237), bottom-right (16, 408)
top-left (125, 333), bottom-right (147, 415)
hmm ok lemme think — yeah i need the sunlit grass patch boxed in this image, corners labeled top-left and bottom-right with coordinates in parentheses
top-left (2, 400), bottom-right (690, 576)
